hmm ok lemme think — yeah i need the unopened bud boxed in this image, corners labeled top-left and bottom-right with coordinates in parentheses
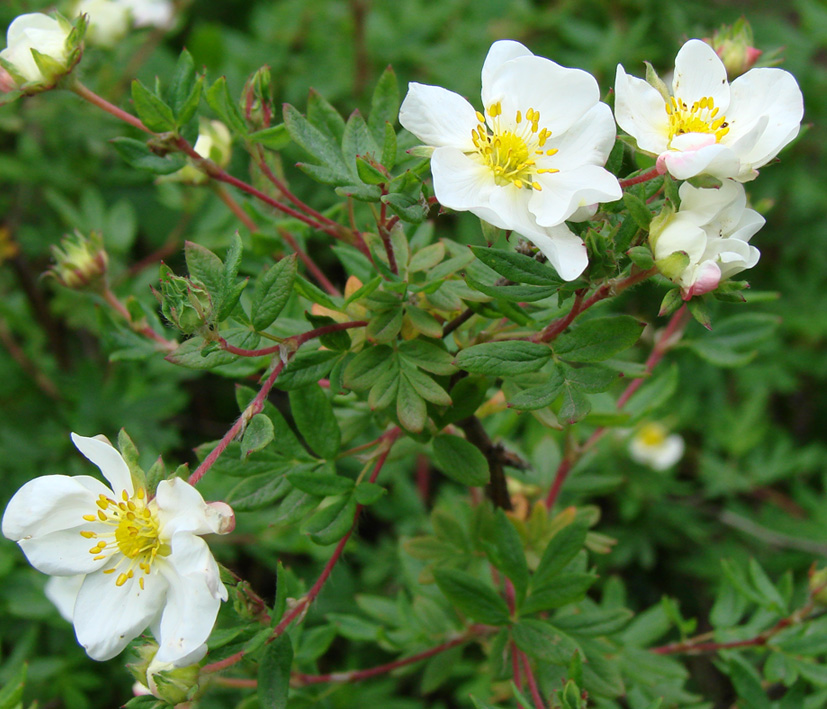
top-left (48, 230), bottom-right (108, 290)
top-left (206, 501), bottom-right (236, 535)
top-left (157, 264), bottom-right (215, 336)
top-left (242, 65), bottom-right (274, 130)
top-left (810, 567), bottom-right (827, 606)
top-left (127, 641), bottom-right (204, 705)
top-left (706, 19), bottom-right (762, 79)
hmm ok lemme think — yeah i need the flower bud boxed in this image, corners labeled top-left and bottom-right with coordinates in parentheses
top-left (74, 0), bottom-right (130, 48)
top-left (47, 231), bottom-right (108, 290)
top-left (810, 567), bottom-right (827, 606)
top-left (0, 12), bottom-right (84, 92)
top-left (128, 642), bottom-right (203, 705)
top-left (706, 19), bottom-right (762, 79)
top-left (157, 264), bottom-right (216, 336)
top-left (242, 65), bottom-right (274, 130)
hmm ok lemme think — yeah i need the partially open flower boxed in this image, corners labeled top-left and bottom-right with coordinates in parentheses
top-left (0, 12), bottom-right (82, 92)
top-left (399, 40), bottom-right (621, 281)
top-left (47, 231), bottom-right (109, 291)
top-left (650, 179), bottom-right (762, 299)
top-left (628, 422), bottom-right (684, 470)
top-left (164, 118), bottom-right (233, 185)
top-left (2, 433), bottom-right (232, 664)
top-left (615, 39), bottom-right (803, 182)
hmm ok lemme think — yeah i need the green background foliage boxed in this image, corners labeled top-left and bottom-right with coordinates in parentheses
top-left (0, 0), bottom-right (826, 707)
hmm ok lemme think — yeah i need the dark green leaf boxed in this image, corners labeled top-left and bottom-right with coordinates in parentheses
top-left (276, 350), bottom-right (341, 390)
top-left (485, 509), bottom-right (529, 602)
top-left (623, 192), bottom-right (652, 230)
top-left (287, 472), bottom-right (353, 496)
top-left (251, 255), bottom-right (296, 330)
top-left (304, 494), bottom-right (357, 545)
top-left (368, 66), bottom-right (399, 144)
top-left (343, 345), bottom-right (395, 390)
top-left (289, 383), bottom-right (341, 459)
top-left (205, 77), bottom-right (247, 136)
top-left (184, 241), bottom-right (223, 297)
top-left (554, 608), bottom-right (633, 636)
top-left (396, 374), bottom-right (426, 432)
top-left (258, 635), bottom-right (293, 709)
top-left (283, 103), bottom-right (350, 182)
top-left (534, 522), bottom-right (589, 589)
top-left (131, 79), bottom-right (176, 132)
top-left (227, 474), bottom-right (290, 511)
top-left (433, 567), bottom-right (511, 625)
top-left (248, 124), bottom-right (291, 150)
top-left (110, 137), bottom-right (186, 175)
top-left (398, 339), bottom-right (456, 375)
top-left (470, 246), bottom-right (563, 286)
top-left (432, 435), bottom-right (489, 486)
top-left (727, 654), bottom-right (771, 709)
top-left (554, 316), bottom-right (644, 363)
top-left (508, 367), bottom-right (565, 410)
top-left (240, 414), bottom-right (275, 457)
top-left (354, 482), bottom-right (386, 505)
top-left (512, 619), bottom-right (579, 664)
top-left (456, 341), bottom-right (551, 376)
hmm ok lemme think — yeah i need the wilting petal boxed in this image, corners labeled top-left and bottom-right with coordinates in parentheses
top-left (73, 565), bottom-right (167, 661)
top-left (71, 433), bottom-right (133, 498)
top-left (399, 83), bottom-right (477, 150)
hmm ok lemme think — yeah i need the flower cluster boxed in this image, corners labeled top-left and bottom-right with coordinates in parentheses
top-left (2, 433), bottom-right (234, 666)
top-left (401, 37), bottom-right (802, 296)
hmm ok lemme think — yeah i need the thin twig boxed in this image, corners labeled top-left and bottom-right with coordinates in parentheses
top-left (102, 286), bottom-right (177, 352)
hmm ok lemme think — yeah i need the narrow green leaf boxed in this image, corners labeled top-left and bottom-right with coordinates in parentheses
top-left (533, 522), bottom-right (589, 589)
top-left (403, 366), bottom-right (451, 406)
top-left (343, 345), bottom-right (395, 390)
top-left (433, 567), bottom-right (511, 625)
top-left (110, 137), bottom-right (186, 175)
top-left (227, 474), bottom-right (290, 511)
top-left (398, 339), bottom-right (456, 375)
top-left (205, 77), bottom-right (247, 135)
top-left (485, 509), bottom-right (529, 602)
top-left (367, 307), bottom-right (404, 343)
top-left (396, 374), bottom-right (426, 432)
top-left (283, 103), bottom-right (350, 181)
top-left (432, 435), bottom-right (489, 486)
top-left (354, 482), bottom-right (386, 505)
top-left (307, 88), bottom-right (346, 141)
top-left (305, 494), bottom-right (357, 545)
top-left (554, 608), bottom-right (633, 636)
top-left (470, 246), bottom-right (563, 286)
top-left (508, 366), bottom-right (565, 410)
top-left (623, 192), bottom-right (652, 230)
top-left (248, 124), bottom-right (291, 150)
top-left (276, 350), bottom-right (341, 390)
top-left (512, 619), bottom-right (579, 664)
top-left (368, 66), bottom-right (400, 144)
top-left (727, 654), bottom-right (771, 709)
top-left (258, 635), bottom-right (293, 709)
top-left (287, 472), bottom-right (354, 496)
top-left (184, 241), bottom-right (223, 298)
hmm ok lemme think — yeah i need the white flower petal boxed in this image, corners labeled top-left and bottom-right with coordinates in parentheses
top-left (71, 433), bottom-right (133, 498)
top-left (45, 574), bottom-right (85, 622)
top-left (653, 214), bottom-right (707, 263)
top-left (399, 83), bottom-right (477, 150)
top-left (614, 65), bottom-right (670, 155)
top-left (672, 39), bottom-right (730, 110)
top-left (531, 165), bottom-right (621, 227)
top-left (547, 102), bottom-right (618, 170)
top-left (154, 534), bottom-right (225, 664)
top-left (155, 478), bottom-right (219, 537)
top-left (430, 147), bottom-right (496, 212)
top-left (726, 68), bottom-right (804, 172)
top-left (480, 39), bottom-right (533, 90)
top-left (486, 55), bottom-right (599, 135)
top-left (18, 526), bottom-right (110, 576)
top-left (683, 260), bottom-right (722, 297)
top-left (73, 566), bottom-right (167, 661)
top-left (660, 142), bottom-right (740, 180)
top-left (2, 474), bottom-right (109, 540)
top-left (520, 224), bottom-right (588, 282)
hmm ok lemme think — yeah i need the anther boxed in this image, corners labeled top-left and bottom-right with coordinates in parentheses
top-left (116, 573), bottom-right (128, 587)
top-left (83, 514), bottom-right (97, 522)
top-left (80, 531), bottom-right (96, 539)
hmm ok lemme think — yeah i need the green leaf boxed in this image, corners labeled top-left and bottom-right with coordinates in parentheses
top-left (217, 233), bottom-right (245, 321)
top-left (485, 509), bottom-right (529, 602)
top-left (354, 482), bottom-right (386, 505)
top-left (623, 192), bottom-right (652, 230)
top-left (240, 414), bottom-right (275, 457)
top-left (304, 494), bottom-right (357, 545)
top-left (110, 137), bottom-right (186, 175)
top-left (289, 383), bottom-right (341, 459)
top-left (276, 350), bottom-right (341, 390)
top-left (534, 522), bottom-right (589, 589)
top-left (248, 124), bottom-right (291, 150)
top-left (184, 241), bottom-right (223, 297)
top-left (524, 574), bottom-right (597, 614)
top-left (403, 366), bottom-right (451, 406)
top-left (554, 608), bottom-right (633, 636)
top-left (685, 313), bottom-right (779, 367)
top-left (512, 619), bottom-right (579, 664)
top-left (368, 66), bottom-right (400, 145)
top-left (0, 663), bottom-right (26, 709)
top-left (563, 365), bottom-right (619, 393)
top-left (381, 191), bottom-right (429, 223)
top-left (508, 366), bottom-right (565, 410)
top-left (258, 635), bottom-right (293, 709)
top-left (307, 88), bottom-right (346, 140)
top-left (398, 339), bottom-right (456, 375)
top-left (456, 341), bottom-right (551, 376)
top-left (205, 77), bottom-right (247, 136)
top-left (627, 245), bottom-right (655, 269)
top-left (367, 307), bottom-right (404, 343)
top-left (168, 49), bottom-right (201, 124)
top-left (623, 364), bottom-right (679, 423)
top-left (283, 103), bottom-right (350, 182)
top-left (558, 384), bottom-right (591, 425)
top-left (288, 472), bottom-right (354, 496)
top-left (554, 316), bottom-right (644, 363)
top-left (432, 435), bottom-right (489, 486)
top-left (343, 345), bottom-right (395, 390)
top-left (396, 373), bottom-right (427, 432)
top-left (727, 654), bottom-right (771, 709)
top-left (470, 245), bottom-right (563, 286)
top-left (465, 273), bottom-right (560, 302)
top-left (251, 255), bottom-right (297, 330)
top-left (227, 474), bottom-right (290, 511)
top-left (748, 558), bottom-right (787, 614)
top-left (131, 79), bottom-right (176, 132)
top-left (433, 567), bottom-right (511, 625)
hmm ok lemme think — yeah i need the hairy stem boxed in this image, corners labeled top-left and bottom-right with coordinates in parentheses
top-left (619, 166), bottom-right (662, 189)
top-left (102, 286), bottom-right (177, 352)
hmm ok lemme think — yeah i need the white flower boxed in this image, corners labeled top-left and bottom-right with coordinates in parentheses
top-left (628, 422), bottom-right (684, 470)
top-left (115, 0), bottom-right (175, 29)
top-left (0, 13), bottom-right (73, 88)
top-left (2, 433), bottom-right (233, 664)
top-left (74, 0), bottom-right (130, 48)
top-left (615, 39), bottom-right (803, 182)
top-left (651, 179), bottom-right (763, 298)
top-left (399, 40), bottom-right (621, 281)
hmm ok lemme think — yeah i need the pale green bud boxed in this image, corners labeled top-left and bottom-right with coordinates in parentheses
top-left (48, 231), bottom-right (108, 290)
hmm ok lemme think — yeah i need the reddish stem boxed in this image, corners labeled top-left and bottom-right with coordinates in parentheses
top-left (72, 81), bottom-right (152, 134)
top-left (187, 358), bottom-right (286, 486)
top-left (512, 641), bottom-right (525, 709)
top-left (219, 321), bottom-right (367, 357)
top-left (619, 166), bottom-right (662, 189)
top-left (294, 629), bottom-right (479, 685)
top-left (519, 650), bottom-right (546, 709)
top-left (102, 287), bottom-right (177, 352)
top-left (213, 184), bottom-right (258, 232)
top-left (544, 304), bottom-right (690, 509)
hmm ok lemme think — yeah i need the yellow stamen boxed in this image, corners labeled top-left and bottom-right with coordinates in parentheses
top-left (666, 94), bottom-right (730, 143)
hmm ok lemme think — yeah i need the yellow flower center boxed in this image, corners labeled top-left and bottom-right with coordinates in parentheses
top-left (471, 101), bottom-right (559, 190)
top-left (666, 95), bottom-right (730, 143)
top-left (81, 487), bottom-right (168, 590)
top-left (637, 423), bottom-right (668, 448)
